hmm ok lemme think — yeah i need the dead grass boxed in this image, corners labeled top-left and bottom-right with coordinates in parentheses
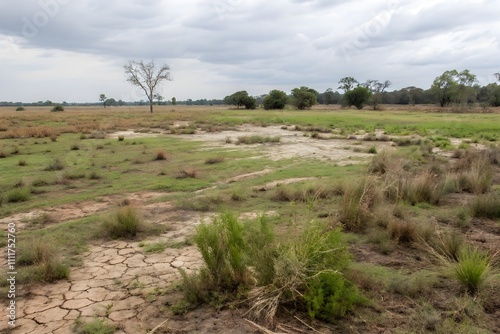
top-left (154, 150), bottom-right (168, 161)
top-left (176, 168), bottom-right (197, 179)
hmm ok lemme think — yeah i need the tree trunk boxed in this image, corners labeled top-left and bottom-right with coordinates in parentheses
top-left (149, 100), bottom-right (153, 113)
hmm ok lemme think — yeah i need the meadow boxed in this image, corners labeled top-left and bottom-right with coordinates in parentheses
top-left (0, 105), bottom-right (499, 333)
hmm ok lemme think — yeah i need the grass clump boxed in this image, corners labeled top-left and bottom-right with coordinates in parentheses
top-left (142, 242), bottom-right (166, 253)
top-left (45, 158), bottom-right (64, 171)
top-left (236, 135), bottom-right (280, 145)
top-left (17, 238), bottom-right (69, 283)
top-left (6, 188), bottom-right (31, 203)
top-left (16, 106), bottom-right (25, 111)
top-left (154, 150), bottom-right (168, 161)
top-left (338, 178), bottom-right (379, 232)
top-left (470, 193), bottom-right (500, 219)
top-left (205, 156), bottom-right (225, 164)
top-left (452, 246), bottom-right (492, 295)
top-left (103, 206), bottom-right (144, 239)
top-left (73, 317), bottom-right (117, 334)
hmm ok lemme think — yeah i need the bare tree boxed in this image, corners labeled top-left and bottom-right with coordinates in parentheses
top-left (123, 60), bottom-right (171, 113)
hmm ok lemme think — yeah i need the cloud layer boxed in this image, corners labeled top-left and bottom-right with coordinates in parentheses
top-left (0, 0), bottom-right (498, 102)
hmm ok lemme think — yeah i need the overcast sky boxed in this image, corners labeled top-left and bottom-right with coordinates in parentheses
top-left (0, 0), bottom-right (499, 103)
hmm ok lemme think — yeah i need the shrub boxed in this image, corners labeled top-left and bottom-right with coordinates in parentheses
top-left (16, 106), bottom-right (25, 111)
top-left (248, 223), bottom-right (359, 323)
top-left (305, 272), bottom-right (361, 321)
top-left (51, 105), bottom-right (64, 112)
top-left (470, 194), bottom-right (500, 219)
top-left (453, 246), bottom-right (492, 295)
top-left (6, 188), bottom-right (31, 203)
top-left (70, 144), bottom-right (80, 150)
top-left (367, 146), bottom-right (377, 154)
top-left (103, 206), bottom-right (143, 239)
top-left (194, 212), bottom-right (247, 291)
top-left (154, 150), bottom-right (168, 161)
top-left (118, 135), bottom-right (124, 141)
top-left (45, 158), bottom-right (64, 171)
top-left (18, 160), bottom-right (27, 166)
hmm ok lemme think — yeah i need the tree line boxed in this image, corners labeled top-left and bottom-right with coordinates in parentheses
top-left (223, 70), bottom-right (500, 110)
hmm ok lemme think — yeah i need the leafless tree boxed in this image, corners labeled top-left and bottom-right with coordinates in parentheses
top-left (123, 60), bottom-right (171, 113)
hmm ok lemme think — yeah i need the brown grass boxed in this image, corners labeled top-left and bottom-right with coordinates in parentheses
top-left (154, 150), bottom-right (168, 161)
top-left (177, 168), bottom-right (197, 179)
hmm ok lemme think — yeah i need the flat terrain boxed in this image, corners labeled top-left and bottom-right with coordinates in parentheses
top-left (0, 105), bottom-right (499, 333)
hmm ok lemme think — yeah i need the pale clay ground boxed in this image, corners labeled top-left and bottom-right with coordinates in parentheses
top-left (0, 124), bottom-right (455, 333)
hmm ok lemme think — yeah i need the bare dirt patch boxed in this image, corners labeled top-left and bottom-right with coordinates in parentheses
top-left (179, 125), bottom-right (391, 164)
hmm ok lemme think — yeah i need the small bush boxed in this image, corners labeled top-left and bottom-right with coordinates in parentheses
top-left (0, 151), bottom-right (9, 158)
top-left (6, 188), bottom-right (31, 203)
top-left (305, 272), bottom-right (361, 321)
top-left (73, 318), bottom-right (117, 334)
top-left (45, 158), bottom-right (64, 171)
top-left (194, 212), bottom-right (247, 291)
top-left (18, 160), bottom-right (27, 166)
top-left (70, 144), bottom-right (80, 150)
top-left (154, 150), bottom-right (168, 161)
top-left (453, 246), bottom-right (492, 295)
top-left (103, 206), bottom-right (143, 239)
top-left (470, 193), bottom-right (500, 219)
top-left (51, 105), bottom-right (64, 112)
top-left (367, 146), bottom-right (377, 154)
top-left (16, 106), bottom-right (25, 111)
top-left (118, 135), bottom-right (125, 141)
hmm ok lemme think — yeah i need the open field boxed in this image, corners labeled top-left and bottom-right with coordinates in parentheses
top-left (0, 105), bottom-right (499, 333)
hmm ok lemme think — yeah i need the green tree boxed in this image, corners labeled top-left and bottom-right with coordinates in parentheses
top-left (338, 77), bottom-right (359, 92)
top-left (363, 79), bottom-right (391, 110)
top-left (344, 86), bottom-right (371, 110)
top-left (224, 91), bottom-right (256, 109)
top-left (262, 90), bottom-right (288, 110)
top-left (320, 88), bottom-right (338, 105)
top-left (123, 60), bottom-right (172, 113)
top-left (154, 94), bottom-right (164, 105)
top-left (171, 97), bottom-right (177, 105)
top-left (99, 94), bottom-right (107, 108)
top-left (431, 69), bottom-right (477, 107)
top-left (291, 86), bottom-right (318, 110)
